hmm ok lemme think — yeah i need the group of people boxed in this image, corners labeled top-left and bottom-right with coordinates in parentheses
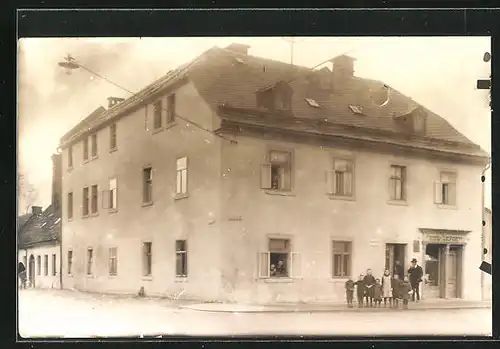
top-left (344, 258), bottom-right (424, 310)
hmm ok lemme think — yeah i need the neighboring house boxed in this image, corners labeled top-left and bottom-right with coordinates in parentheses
top-left (483, 207), bottom-right (492, 301)
top-left (18, 154), bottom-right (62, 289)
top-left (58, 43), bottom-right (489, 303)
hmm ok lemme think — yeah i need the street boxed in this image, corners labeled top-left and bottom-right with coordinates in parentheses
top-left (18, 289), bottom-right (492, 338)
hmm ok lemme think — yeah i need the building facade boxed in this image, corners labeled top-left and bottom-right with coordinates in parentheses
top-left (482, 207), bottom-right (492, 301)
top-left (59, 44), bottom-right (489, 303)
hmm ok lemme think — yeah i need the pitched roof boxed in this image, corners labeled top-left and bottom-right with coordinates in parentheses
top-left (17, 205), bottom-right (61, 249)
top-left (59, 44), bottom-right (487, 159)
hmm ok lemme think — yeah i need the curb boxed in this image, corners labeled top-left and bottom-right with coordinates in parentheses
top-left (181, 304), bottom-right (492, 314)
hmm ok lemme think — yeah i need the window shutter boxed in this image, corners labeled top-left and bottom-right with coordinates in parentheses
top-left (448, 182), bottom-right (456, 205)
top-left (176, 171), bottom-right (182, 194)
top-left (260, 164), bottom-right (272, 189)
top-left (344, 172), bottom-right (353, 196)
top-left (290, 252), bottom-right (302, 279)
top-left (144, 105), bottom-right (149, 131)
top-left (326, 170), bottom-right (336, 194)
top-left (101, 190), bottom-right (110, 209)
top-left (258, 252), bottom-right (270, 278)
top-left (434, 182), bottom-right (443, 204)
top-left (181, 170), bottom-right (188, 194)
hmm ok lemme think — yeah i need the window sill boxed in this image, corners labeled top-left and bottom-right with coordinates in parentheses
top-left (174, 193), bottom-right (189, 201)
top-left (108, 208), bottom-right (118, 214)
top-left (82, 214), bottom-right (90, 219)
top-left (142, 201), bottom-right (154, 207)
top-left (83, 159), bottom-right (90, 164)
top-left (327, 194), bottom-right (355, 201)
top-left (142, 276), bottom-right (153, 281)
top-left (329, 278), bottom-right (349, 283)
top-left (86, 274), bottom-right (94, 278)
top-left (264, 190), bottom-right (296, 197)
top-left (109, 147), bottom-right (118, 153)
top-left (387, 200), bottom-right (408, 206)
top-left (67, 274), bottom-right (74, 278)
top-left (175, 276), bottom-right (188, 282)
top-left (90, 212), bottom-right (99, 217)
top-left (108, 274), bottom-right (118, 278)
top-left (67, 167), bottom-right (73, 173)
top-left (67, 218), bottom-right (74, 222)
top-left (165, 122), bottom-right (177, 130)
top-left (436, 204), bottom-right (457, 210)
top-left (261, 277), bottom-right (295, 283)
top-left (91, 155), bottom-right (98, 161)
top-left (152, 127), bottom-right (164, 134)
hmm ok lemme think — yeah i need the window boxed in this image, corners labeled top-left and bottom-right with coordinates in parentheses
top-left (86, 248), bottom-right (93, 275)
top-left (143, 167), bottom-right (153, 203)
top-left (36, 256), bottom-right (41, 275)
top-left (67, 250), bottom-right (73, 275)
top-left (389, 165), bottom-right (407, 201)
top-left (176, 157), bottom-right (188, 195)
top-left (109, 247), bottom-right (117, 276)
top-left (44, 254), bottom-right (48, 276)
top-left (142, 242), bottom-right (152, 276)
top-left (167, 94), bottom-right (176, 123)
top-left (153, 100), bottom-right (163, 129)
top-left (305, 98), bottom-right (320, 108)
top-left (175, 240), bottom-right (188, 277)
top-left (332, 241), bottom-right (351, 278)
top-left (434, 171), bottom-right (457, 206)
top-left (67, 192), bottom-right (73, 219)
top-left (261, 150), bottom-right (292, 191)
top-left (109, 123), bottom-right (117, 150)
top-left (91, 185), bottom-right (98, 214)
top-left (258, 238), bottom-right (301, 279)
top-left (68, 146), bottom-right (73, 168)
top-left (109, 178), bottom-right (117, 210)
top-left (91, 133), bottom-right (98, 158)
top-left (326, 159), bottom-right (354, 197)
top-left (82, 187), bottom-right (89, 216)
top-left (83, 137), bottom-right (89, 161)
top-left (52, 254), bottom-right (57, 276)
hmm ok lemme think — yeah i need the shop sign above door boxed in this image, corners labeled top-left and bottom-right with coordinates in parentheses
top-left (422, 232), bottom-right (467, 244)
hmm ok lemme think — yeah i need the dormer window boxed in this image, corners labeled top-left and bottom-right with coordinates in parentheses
top-left (256, 81), bottom-right (293, 112)
top-left (395, 106), bottom-right (427, 135)
top-left (305, 98), bottom-right (320, 108)
top-left (349, 105), bottom-right (363, 115)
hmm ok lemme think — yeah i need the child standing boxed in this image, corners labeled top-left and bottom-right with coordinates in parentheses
top-left (391, 274), bottom-right (401, 308)
top-left (363, 269), bottom-right (376, 307)
top-left (373, 278), bottom-right (383, 307)
top-left (381, 269), bottom-right (392, 307)
top-left (400, 276), bottom-right (413, 309)
top-left (345, 277), bottom-right (355, 308)
top-left (354, 274), bottom-right (365, 308)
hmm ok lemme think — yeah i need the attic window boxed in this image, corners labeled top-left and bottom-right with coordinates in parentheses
top-left (349, 105), bottom-right (363, 115)
top-left (305, 98), bottom-right (320, 108)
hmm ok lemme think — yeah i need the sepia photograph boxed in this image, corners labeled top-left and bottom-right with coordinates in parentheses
top-left (17, 36), bottom-right (492, 338)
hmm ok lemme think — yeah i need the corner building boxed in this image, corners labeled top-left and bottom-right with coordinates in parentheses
top-left (60, 43), bottom-right (489, 304)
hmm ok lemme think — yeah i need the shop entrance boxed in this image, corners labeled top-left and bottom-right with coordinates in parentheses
top-left (385, 243), bottom-right (406, 279)
top-left (424, 244), bottom-right (463, 299)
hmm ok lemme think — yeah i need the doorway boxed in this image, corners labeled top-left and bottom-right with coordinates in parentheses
top-left (446, 246), bottom-right (463, 298)
top-left (385, 244), bottom-right (406, 279)
top-left (424, 244), bottom-right (463, 299)
top-left (28, 254), bottom-right (35, 288)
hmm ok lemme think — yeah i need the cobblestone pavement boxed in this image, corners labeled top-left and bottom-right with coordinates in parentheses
top-left (18, 289), bottom-right (492, 338)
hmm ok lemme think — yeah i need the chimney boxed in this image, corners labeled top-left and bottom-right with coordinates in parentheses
top-left (331, 55), bottom-right (356, 90)
top-left (225, 43), bottom-right (250, 56)
top-left (51, 153), bottom-right (62, 213)
top-left (107, 97), bottom-right (125, 109)
top-left (32, 206), bottom-right (42, 215)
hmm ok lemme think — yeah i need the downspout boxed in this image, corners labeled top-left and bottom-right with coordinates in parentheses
top-left (481, 160), bottom-right (491, 301)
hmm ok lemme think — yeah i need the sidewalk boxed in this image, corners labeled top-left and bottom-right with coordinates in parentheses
top-left (181, 299), bottom-right (492, 313)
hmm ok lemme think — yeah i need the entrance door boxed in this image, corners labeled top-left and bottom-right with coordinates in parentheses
top-left (446, 250), bottom-right (458, 298)
top-left (28, 255), bottom-right (35, 288)
top-left (385, 244), bottom-right (406, 278)
top-left (424, 244), bottom-right (441, 298)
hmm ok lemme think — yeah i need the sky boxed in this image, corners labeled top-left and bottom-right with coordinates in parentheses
top-left (17, 36), bottom-right (491, 212)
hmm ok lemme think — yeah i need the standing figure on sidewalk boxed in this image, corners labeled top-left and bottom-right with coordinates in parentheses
top-left (18, 262), bottom-right (27, 289)
top-left (363, 269), bottom-right (376, 308)
top-left (400, 276), bottom-right (413, 309)
top-left (381, 269), bottom-right (393, 307)
top-left (391, 274), bottom-right (401, 308)
top-left (373, 278), bottom-right (383, 307)
top-left (345, 277), bottom-right (355, 308)
top-left (408, 258), bottom-right (423, 302)
top-left (354, 274), bottom-right (365, 308)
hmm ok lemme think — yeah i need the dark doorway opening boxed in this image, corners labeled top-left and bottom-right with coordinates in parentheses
top-left (385, 244), bottom-right (406, 279)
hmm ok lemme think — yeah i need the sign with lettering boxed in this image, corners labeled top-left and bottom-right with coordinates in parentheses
top-left (422, 232), bottom-right (467, 244)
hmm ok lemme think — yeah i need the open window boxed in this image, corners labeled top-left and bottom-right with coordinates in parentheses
top-left (326, 159), bottom-right (354, 197)
top-left (102, 178), bottom-right (118, 210)
top-left (261, 150), bottom-right (292, 191)
top-left (258, 238), bottom-right (301, 279)
top-left (389, 165), bottom-right (407, 201)
top-left (434, 171), bottom-right (457, 206)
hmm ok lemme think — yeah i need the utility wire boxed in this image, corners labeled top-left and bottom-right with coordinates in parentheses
top-left (63, 54), bottom-right (237, 144)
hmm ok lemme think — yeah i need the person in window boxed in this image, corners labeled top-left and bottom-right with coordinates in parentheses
top-left (271, 170), bottom-right (280, 190)
top-left (18, 262), bottom-right (27, 289)
top-left (408, 258), bottom-right (423, 302)
top-left (393, 260), bottom-right (404, 280)
top-left (270, 264), bottom-right (277, 277)
top-left (276, 260), bottom-right (286, 277)
top-left (354, 274), bottom-right (365, 308)
top-left (363, 269), bottom-right (376, 308)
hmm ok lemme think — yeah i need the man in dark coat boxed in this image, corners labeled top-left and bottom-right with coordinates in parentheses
top-left (393, 260), bottom-right (404, 280)
top-left (408, 258), bottom-right (423, 302)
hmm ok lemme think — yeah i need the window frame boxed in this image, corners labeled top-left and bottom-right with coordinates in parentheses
top-left (260, 148), bottom-right (294, 192)
top-left (68, 145), bottom-right (73, 169)
top-left (142, 242), bottom-right (153, 277)
top-left (91, 133), bottom-right (98, 158)
top-left (67, 249), bottom-right (73, 276)
top-left (258, 237), bottom-right (301, 280)
top-left (86, 247), bottom-right (94, 276)
top-left (67, 192), bottom-right (73, 220)
top-left (52, 254), bottom-right (57, 276)
top-left (175, 240), bottom-right (188, 277)
top-left (142, 167), bottom-right (153, 205)
top-left (36, 255), bottom-right (41, 275)
top-left (331, 240), bottom-right (352, 279)
top-left (153, 99), bottom-right (163, 130)
top-left (389, 164), bottom-right (407, 202)
top-left (82, 187), bottom-right (90, 217)
top-left (44, 254), bottom-right (48, 276)
top-left (167, 93), bottom-right (176, 124)
top-left (326, 157), bottom-right (355, 199)
top-left (176, 157), bottom-right (188, 197)
top-left (434, 170), bottom-right (458, 207)
top-left (91, 184), bottom-right (98, 215)
top-left (109, 123), bottom-right (117, 151)
top-left (82, 136), bottom-right (89, 161)
top-left (109, 247), bottom-right (118, 276)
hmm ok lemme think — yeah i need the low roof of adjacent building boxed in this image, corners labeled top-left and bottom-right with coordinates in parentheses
top-left (58, 44), bottom-right (489, 160)
top-left (17, 205), bottom-right (61, 249)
